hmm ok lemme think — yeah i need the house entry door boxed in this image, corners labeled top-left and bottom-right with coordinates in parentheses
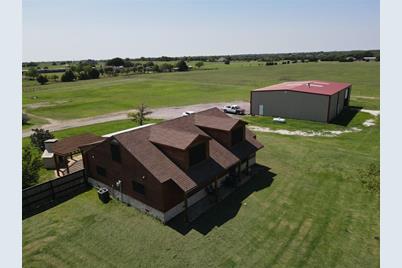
top-left (259, 105), bottom-right (264, 115)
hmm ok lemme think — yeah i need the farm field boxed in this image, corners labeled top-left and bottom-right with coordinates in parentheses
top-left (22, 115), bottom-right (380, 267)
top-left (22, 62), bottom-right (380, 121)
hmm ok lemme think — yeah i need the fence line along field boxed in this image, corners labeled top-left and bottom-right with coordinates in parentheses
top-left (23, 62), bottom-right (379, 120)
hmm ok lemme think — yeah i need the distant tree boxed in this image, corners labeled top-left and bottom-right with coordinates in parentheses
top-left (224, 59), bottom-right (230, 65)
top-left (88, 68), bottom-right (100, 79)
top-left (30, 128), bottom-right (55, 151)
top-left (153, 64), bottom-right (160, 73)
top-left (128, 103), bottom-right (151, 126)
top-left (61, 70), bottom-right (76, 82)
top-left (52, 62), bottom-right (57, 66)
top-left (36, 75), bottom-right (48, 85)
top-left (25, 67), bottom-right (38, 79)
top-left (176, 60), bottom-right (189, 71)
top-left (43, 66), bottom-right (49, 69)
top-left (160, 63), bottom-right (173, 72)
top-left (22, 113), bottom-right (30, 125)
top-left (376, 55), bottom-right (380, 62)
top-left (78, 71), bottom-right (90, 80)
top-left (195, 61), bottom-right (204, 69)
top-left (50, 74), bottom-right (59, 81)
top-left (22, 145), bottom-right (43, 188)
top-left (106, 57), bottom-right (125, 66)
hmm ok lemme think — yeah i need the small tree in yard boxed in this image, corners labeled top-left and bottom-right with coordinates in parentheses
top-left (195, 61), bottom-right (204, 69)
top-left (22, 145), bottom-right (43, 188)
top-left (36, 74), bottom-right (48, 85)
top-left (30, 128), bottom-right (54, 151)
top-left (128, 103), bottom-right (151, 126)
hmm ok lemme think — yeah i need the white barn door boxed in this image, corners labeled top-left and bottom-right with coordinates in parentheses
top-left (259, 105), bottom-right (264, 115)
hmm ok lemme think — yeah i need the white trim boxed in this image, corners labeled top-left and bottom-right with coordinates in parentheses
top-left (102, 123), bottom-right (155, 137)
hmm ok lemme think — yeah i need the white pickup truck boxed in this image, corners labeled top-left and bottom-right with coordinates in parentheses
top-left (223, 105), bottom-right (246, 115)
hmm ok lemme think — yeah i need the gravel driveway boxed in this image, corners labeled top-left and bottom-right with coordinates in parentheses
top-left (22, 101), bottom-right (250, 137)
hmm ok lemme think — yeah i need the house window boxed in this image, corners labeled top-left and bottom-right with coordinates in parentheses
top-left (110, 140), bottom-right (121, 162)
top-left (189, 142), bottom-right (207, 166)
top-left (96, 165), bottom-right (106, 177)
top-left (132, 181), bottom-right (145, 195)
top-left (231, 127), bottom-right (244, 146)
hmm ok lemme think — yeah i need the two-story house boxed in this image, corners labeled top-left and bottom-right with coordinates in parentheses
top-left (81, 108), bottom-right (263, 223)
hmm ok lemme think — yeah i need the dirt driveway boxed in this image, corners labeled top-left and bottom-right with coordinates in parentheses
top-left (22, 101), bottom-right (250, 137)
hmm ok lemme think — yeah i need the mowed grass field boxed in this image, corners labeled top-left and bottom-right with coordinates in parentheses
top-left (22, 61), bottom-right (379, 267)
top-left (22, 62), bottom-right (379, 120)
top-left (22, 117), bottom-right (379, 267)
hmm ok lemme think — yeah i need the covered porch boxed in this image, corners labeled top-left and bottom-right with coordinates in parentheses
top-left (51, 134), bottom-right (105, 177)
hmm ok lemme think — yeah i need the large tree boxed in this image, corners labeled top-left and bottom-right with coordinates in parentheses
top-left (30, 128), bottom-right (55, 151)
top-left (106, 57), bottom-right (125, 67)
top-left (22, 145), bottom-right (43, 188)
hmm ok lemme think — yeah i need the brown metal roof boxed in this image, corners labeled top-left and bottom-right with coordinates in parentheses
top-left (53, 134), bottom-right (105, 156)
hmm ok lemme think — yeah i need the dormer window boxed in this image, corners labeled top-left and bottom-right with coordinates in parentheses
top-left (231, 126), bottom-right (244, 146)
top-left (110, 140), bottom-right (121, 162)
top-left (189, 142), bottom-right (207, 166)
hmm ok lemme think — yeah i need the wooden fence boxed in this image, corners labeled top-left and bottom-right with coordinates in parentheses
top-left (22, 170), bottom-right (89, 219)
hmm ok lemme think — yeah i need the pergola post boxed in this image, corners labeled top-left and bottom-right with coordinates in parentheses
top-left (66, 155), bottom-right (70, 174)
top-left (55, 155), bottom-right (60, 177)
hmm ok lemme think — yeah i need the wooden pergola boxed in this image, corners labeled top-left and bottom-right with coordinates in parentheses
top-left (52, 133), bottom-right (104, 176)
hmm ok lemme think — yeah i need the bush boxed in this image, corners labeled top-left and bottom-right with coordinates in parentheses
top-left (22, 145), bottom-right (43, 188)
top-left (30, 128), bottom-right (54, 151)
top-left (224, 59), bottom-right (230, 65)
top-left (61, 70), bottom-right (76, 82)
top-left (22, 113), bottom-right (30, 125)
top-left (36, 75), bottom-right (48, 85)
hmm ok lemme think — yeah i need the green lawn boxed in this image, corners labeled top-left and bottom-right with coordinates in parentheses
top-left (23, 62), bottom-right (380, 120)
top-left (22, 117), bottom-right (379, 267)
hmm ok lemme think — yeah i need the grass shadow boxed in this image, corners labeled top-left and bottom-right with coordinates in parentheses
top-left (167, 164), bottom-right (276, 235)
top-left (330, 106), bottom-right (362, 126)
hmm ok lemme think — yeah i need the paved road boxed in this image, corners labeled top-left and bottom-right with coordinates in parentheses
top-left (22, 101), bottom-right (250, 137)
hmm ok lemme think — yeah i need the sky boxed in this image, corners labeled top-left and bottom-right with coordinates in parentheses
top-left (23, 0), bottom-right (380, 61)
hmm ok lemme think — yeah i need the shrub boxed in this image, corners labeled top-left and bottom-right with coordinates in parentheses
top-left (22, 145), bottom-right (43, 188)
top-left (30, 128), bottom-right (55, 151)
